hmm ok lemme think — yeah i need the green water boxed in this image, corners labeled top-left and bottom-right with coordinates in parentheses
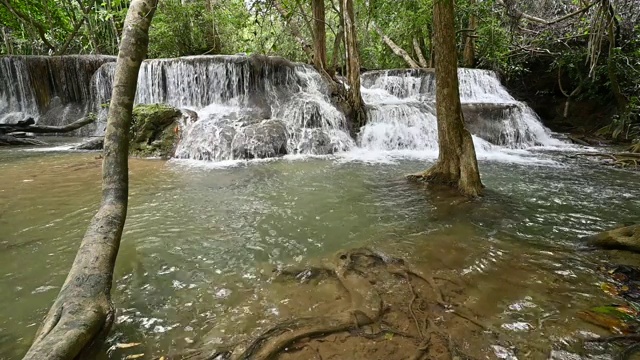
top-left (0, 147), bottom-right (639, 359)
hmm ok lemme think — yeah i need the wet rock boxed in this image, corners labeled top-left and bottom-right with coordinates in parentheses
top-left (231, 119), bottom-right (288, 159)
top-left (73, 137), bottom-right (104, 150)
top-left (129, 104), bottom-right (182, 158)
top-left (295, 129), bottom-right (334, 155)
top-left (583, 224), bottom-right (640, 253)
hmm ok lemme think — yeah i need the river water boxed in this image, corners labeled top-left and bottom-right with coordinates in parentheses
top-left (0, 144), bottom-right (639, 359)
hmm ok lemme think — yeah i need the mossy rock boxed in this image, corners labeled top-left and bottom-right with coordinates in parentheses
top-left (129, 104), bottom-right (182, 158)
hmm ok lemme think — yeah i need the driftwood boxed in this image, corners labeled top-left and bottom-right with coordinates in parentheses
top-left (0, 115), bottom-right (97, 147)
top-left (0, 115), bottom-right (96, 135)
top-left (21, 1), bottom-right (157, 359)
top-left (584, 224), bottom-right (640, 253)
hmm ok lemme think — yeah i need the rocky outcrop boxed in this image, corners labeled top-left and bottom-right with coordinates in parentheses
top-left (128, 104), bottom-right (183, 158)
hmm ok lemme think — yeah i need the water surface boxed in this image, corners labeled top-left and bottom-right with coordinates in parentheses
top-left (0, 147), bottom-right (639, 359)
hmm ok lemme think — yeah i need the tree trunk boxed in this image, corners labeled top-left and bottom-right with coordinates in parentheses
top-left (343, 0), bottom-right (366, 131)
top-left (373, 22), bottom-right (420, 68)
top-left (408, 0), bottom-right (483, 197)
top-left (21, 1), bottom-right (157, 359)
top-left (312, 0), bottom-right (327, 70)
top-left (605, 4), bottom-right (627, 111)
top-left (463, 0), bottom-right (477, 68)
top-left (413, 37), bottom-right (428, 68)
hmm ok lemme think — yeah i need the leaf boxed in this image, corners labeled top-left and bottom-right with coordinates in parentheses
top-left (578, 310), bottom-right (632, 334)
top-left (114, 342), bottom-right (141, 349)
top-left (124, 354), bottom-right (144, 360)
top-left (601, 283), bottom-right (619, 296)
top-left (384, 332), bottom-right (394, 340)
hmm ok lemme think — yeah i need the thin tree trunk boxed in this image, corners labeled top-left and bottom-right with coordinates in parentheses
top-left (343, 0), bottom-right (366, 131)
top-left (330, 27), bottom-right (344, 76)
top-left (1, 27), bottom-right (12, 54)
top-left (312, 0), bottom-right (327, 70)
top-left (408, 0), bottom-right (483, 197)
top-left (605, 4), bottom-right (626, 110)
top-left (463, 0), bottom-right (477, 68)
top-left (21, 1), bottom-right (157, 359)
top-left (413, 37), bottom-right (428, 68)
top-left (372, 22), bottom-right (420, 68)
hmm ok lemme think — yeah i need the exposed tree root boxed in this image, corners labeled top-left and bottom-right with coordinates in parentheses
top-left (173, 248), bottom-right (493, 360)
top-left (573, 152), bottom-right (640, 169)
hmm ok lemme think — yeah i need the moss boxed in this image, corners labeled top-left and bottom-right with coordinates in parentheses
top-left (129, 104), bottom-right (181, 159)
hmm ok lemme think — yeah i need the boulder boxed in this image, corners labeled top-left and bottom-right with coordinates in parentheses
top-left (73, 137), bottom-right (104, 150)
top-left (295, 128), bottom-right (334, 155)
top-left (129, 104), bottom-right (182, 158)
top-left (583, 224), bottom-right (640, 253)
top-left (232, 119), bottom-right (288, 159)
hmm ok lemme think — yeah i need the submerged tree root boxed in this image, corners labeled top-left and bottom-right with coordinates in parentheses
top-left (173, 248), bottom-right (493, 360)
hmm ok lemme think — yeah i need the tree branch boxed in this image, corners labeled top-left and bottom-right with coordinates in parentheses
top-left (372, 22), bottom-right (420, 68)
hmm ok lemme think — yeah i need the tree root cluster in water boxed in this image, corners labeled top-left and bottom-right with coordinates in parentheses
top-left (170, 248), bottom-right (493, 360)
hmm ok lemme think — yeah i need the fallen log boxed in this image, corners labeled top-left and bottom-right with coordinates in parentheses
top-left (583, 224), bottom-right (640, 253)
top-left (0, 114), bottom-right (96, 135)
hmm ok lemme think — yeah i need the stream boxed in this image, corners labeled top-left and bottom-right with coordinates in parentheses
top-left (1, 144), bottom-right (639, 359)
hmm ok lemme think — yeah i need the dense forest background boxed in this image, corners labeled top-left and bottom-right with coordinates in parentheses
top-left (1, 0), bottom-right (639, 146)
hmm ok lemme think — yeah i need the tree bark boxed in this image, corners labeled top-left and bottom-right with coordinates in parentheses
top-left (21, 1), bottom-right (157, 359)
top-left (463, 0), bottom-right (477, 68)
top-left (343, 0), bottom-right (366, 131)
top-left (312, 0), bottom-right (327, 70)
top-left (408, 0), bottom-right (483, 197)
top-left (373, 22), bottom-right (420, 68)
top-left (605, 3), bottom-right (627, 111)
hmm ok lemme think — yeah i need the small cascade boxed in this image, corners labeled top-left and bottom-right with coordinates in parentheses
top-left (93, 56), bottom-right (354, 161)
top-left (360, 68), bottom-right (564, 151)
top-left (0, 56), bottom-right (115, 133)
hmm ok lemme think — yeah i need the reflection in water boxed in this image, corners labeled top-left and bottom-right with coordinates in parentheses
top-left (0, 148), bottom-right (639, 359)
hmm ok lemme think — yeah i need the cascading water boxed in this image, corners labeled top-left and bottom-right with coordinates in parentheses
top-left (92, 56), bottom-right (354, 160)
top-left (0, 54), bottom-right (565, 160)
top-left (359, 68), bottom-right (565, 153)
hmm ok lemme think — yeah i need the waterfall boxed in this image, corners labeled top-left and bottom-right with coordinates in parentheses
top-left (0, 56), bottom-right (115, 133)
top-left (0, 54), bottom-right (565, 161)
top-left (359, 68), bottom-right (564, 151)
top-left (93, 55), bottom-right (355, 161)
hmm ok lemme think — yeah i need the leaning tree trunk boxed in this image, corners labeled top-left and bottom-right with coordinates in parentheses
top-left (312, 0), bottom-right (327, 70)
top-left (343, 0), bottom-right (366, 131)
top-left (22, 1), bottom-right (157, 359)
top-left (408, 0), bottom-right (483, 197)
